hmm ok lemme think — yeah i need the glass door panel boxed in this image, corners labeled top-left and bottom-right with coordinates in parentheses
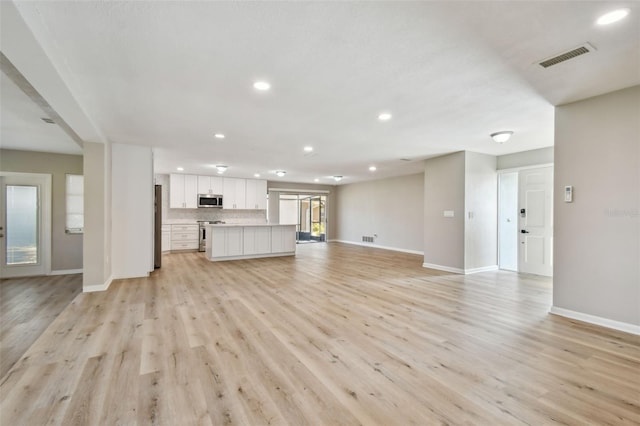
top-left (6, 185), bottom-right (39, 265)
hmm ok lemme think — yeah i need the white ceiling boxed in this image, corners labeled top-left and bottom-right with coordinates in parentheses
top-left (3, 1), bottom-right (639, 184)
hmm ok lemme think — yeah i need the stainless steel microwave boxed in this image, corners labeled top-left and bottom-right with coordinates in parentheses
top-left (198, 194), bottom-right (223, 208)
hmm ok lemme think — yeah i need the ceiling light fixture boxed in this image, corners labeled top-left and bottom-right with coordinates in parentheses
top-left (253, 81), bottom-right (271, 91)
top-left (333, 176), bottom-right (343, 182)
top-left (275, 170), bottom-right (286, 177)
top-left (596, 8), bottom-right (630, 25)
top-left (490, 131), bottom-right (514, 143)
top-left (369, 166), bottom-right (377, 172)
top-left (378, 112), bottom-right (392, 121)
top-left (314, 178), bottom-right (319, 182)
top-left (214, 133), bottom-right (225, 139)
top-left (254, 173), bottom-right (260, 178)
top-left (216, 165), bottom-right (228, 174)
top-left (177, 167), bottom-right (184, 171)
top-left (304, 146), bottom-right (313, 152)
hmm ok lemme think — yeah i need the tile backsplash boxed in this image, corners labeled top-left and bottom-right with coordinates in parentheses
top-left (155, 174), bottom-right (267, 224)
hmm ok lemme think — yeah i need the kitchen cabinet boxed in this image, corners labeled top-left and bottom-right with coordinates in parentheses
top-left (170, 224), bottom-right (199, 250)
top-left (169, 174), bottom-right (198, 208)
top-left (161, 225), bottom-right (171, 252)
top-left (243, 226), bottom-right (271, 255)
top-left (210, 226), bottom-right (243, 257)
top-left (223, 177), bottom-right (246, 209)
top-left (245, 179), bottom-right (267, 210)
top-left (197, 175), bottom-right (223, 195)
top-left (206, 224), bottom-right (295, 261)
top-left (271, 225), bottom-right (296, 253)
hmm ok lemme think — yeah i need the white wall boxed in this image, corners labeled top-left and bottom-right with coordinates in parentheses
top-left (464, 152), bottom-right (498, 271)
top-left (112, 144), bottom-right (154, 279)
top-left (497, 147), bottom-right (554, 170)
top-left (83, 141), bottom-right (112, 291)
top-left (423, 152), bottom-right (466, 270)
top-left (553, 85), bottom-right (639, 330)
top-left (336, 173), bottom-right (424, 254)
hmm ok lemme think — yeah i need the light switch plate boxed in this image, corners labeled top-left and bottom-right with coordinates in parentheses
top-left (443, 210), bottom-right (454, 218)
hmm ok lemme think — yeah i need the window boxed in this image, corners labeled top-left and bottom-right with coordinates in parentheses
top-left (66, 174), bottom-right (84, 233)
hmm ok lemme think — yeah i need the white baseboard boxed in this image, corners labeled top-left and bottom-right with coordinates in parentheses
top-left (464, 265), bottom-right (499, 274)
top-left (83, 275), bottom-right (113, 293)
top-left (422, 263), bottom-right (464, 274)
top-left (49, 269), bottom-right (83, 275)
top-left (550, 306), bottom-right (640, 336)
top-left (331, 240), bottom-right (423, 256)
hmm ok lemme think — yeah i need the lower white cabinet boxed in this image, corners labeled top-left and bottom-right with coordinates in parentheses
top-left (271, 226), bottom-right (296, 253)
top-left (243, 226), bottom-right (271, 255)
top-left (211, 227), bottom-right (243, 257)
top-left (206, 225), bottom-right (295, 261)
top-left (170, 224), bottom-right (198, 251)
top-left (161, 225), bottom-right (171, 252)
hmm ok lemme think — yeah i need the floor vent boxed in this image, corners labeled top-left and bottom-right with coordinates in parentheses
top-left (538, 43), bottom-right (595, 68)
top-left (362, 236), bottom-right (374, 243)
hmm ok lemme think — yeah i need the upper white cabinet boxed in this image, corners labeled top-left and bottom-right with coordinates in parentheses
top-left (197, 175), bottom-right (223, 195)
top-left (169, 174), bottom-right (198, 208)
top-left (245, 179), bottom-right (267, 210)
top-left (223, 178), bottom-right (246, 209)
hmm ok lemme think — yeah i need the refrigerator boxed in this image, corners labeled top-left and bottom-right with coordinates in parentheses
top-left (154, 184), bottom-right (162, 269)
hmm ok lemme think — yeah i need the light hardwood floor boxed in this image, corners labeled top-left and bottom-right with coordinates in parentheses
top-left (1, 243), bottom-right (638, 425)
top-left (0, 273), bottom-right (82, 378)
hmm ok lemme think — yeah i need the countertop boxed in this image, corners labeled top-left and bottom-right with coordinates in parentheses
top-left (204, 223), bottom-right (295, 228)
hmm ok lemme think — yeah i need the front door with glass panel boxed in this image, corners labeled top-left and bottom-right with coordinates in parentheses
top-left (0, 174), bottom-right (50, 277)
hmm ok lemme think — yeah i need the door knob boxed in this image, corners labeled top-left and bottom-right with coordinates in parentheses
top-left (521, 229), bottom-right (529, 234)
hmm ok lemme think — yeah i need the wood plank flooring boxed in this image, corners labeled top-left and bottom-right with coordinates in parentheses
top-left (0, 273), bottom-right (82, 378)
top-left (1, 243), bottom-right (638, 425)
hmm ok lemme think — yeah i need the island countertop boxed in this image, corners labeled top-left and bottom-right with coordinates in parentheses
top-left (205, 224), bottom-right (296, 262)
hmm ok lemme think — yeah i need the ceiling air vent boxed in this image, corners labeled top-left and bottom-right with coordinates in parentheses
top-left (41, 117), bottom-right (55, 124)
top-left (538, 43), bottom-right (596, 68)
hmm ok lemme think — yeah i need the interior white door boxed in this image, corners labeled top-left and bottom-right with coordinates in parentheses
top-left (518, 166), bottom-right (553, 276)
top-left (498, 172), bottom-right (518, 271)
top-left (0, 173), bottom-right (51, 278)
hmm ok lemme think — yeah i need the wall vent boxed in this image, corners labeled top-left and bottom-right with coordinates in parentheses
top-left (41, 117), bottom-right (55, 124)
top-left (362, 236), bottom-right (374, 243)
top-left (538, 43), bottom-right (595, 68)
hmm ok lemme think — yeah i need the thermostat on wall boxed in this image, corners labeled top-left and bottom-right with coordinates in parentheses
top-left (564, 185), bottom-right (573, 203)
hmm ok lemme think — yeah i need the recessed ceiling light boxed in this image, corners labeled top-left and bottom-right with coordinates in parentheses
top-left (490, 131), bottom-right (514, 143)
top-left (216, 165), bottom-right (228, 174)
top-left (177, 167), bottom-right (184, 171)
top-left (333, 176), bottom-right (343, 182)
top-left (275, 170), bottom-right (286, 177)
top-left (369, 166), bottom-right (377, 172)
top-left (214, 133), bottom-right (225, 139)
top-left (378, 112), bottom-right (392, 121)
top-left (597, 8), bottom-right (630, 25)
top-left (254, 173), bottom-right (260, 178)
top-left (304, 146), bottom-right (313, 152)
top-left (314, 178), bottom-right (319, 182)
top-left (253, 81), bottom-right (271, 91)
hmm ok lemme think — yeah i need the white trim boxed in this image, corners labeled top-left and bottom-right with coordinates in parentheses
top-left (422, 263), bottom-right (464, 274)
top-left (331, 240), bottom-right (423, 255)
top-left (49, 268), bottom-right (83, 275)
top-left (208, 252), bottom-right (295, 262)
top-left (550, 306), bottom-right (640, 336)
top-left (464, 265), bottom-right (499, 274)
top-left (83, 275), bottom-right (113, 293)
top-left (268, 188), bottom-right (330, 194)
top-left (497, 163), bottom-right (554, 174)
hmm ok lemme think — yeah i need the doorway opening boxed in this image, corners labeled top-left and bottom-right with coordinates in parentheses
top-left (279, 194), bottom-right (327, 243)
top-left (498, 165), bottom-right (553, 277)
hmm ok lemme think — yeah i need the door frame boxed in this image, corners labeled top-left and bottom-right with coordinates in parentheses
top-left (497, 163), bottom-right (553, 275)
top-left (0, 171), bottom-right (52, 277)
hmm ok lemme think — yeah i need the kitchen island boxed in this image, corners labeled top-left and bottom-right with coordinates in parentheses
top-left (204, 224), bottom-right (296, 261)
